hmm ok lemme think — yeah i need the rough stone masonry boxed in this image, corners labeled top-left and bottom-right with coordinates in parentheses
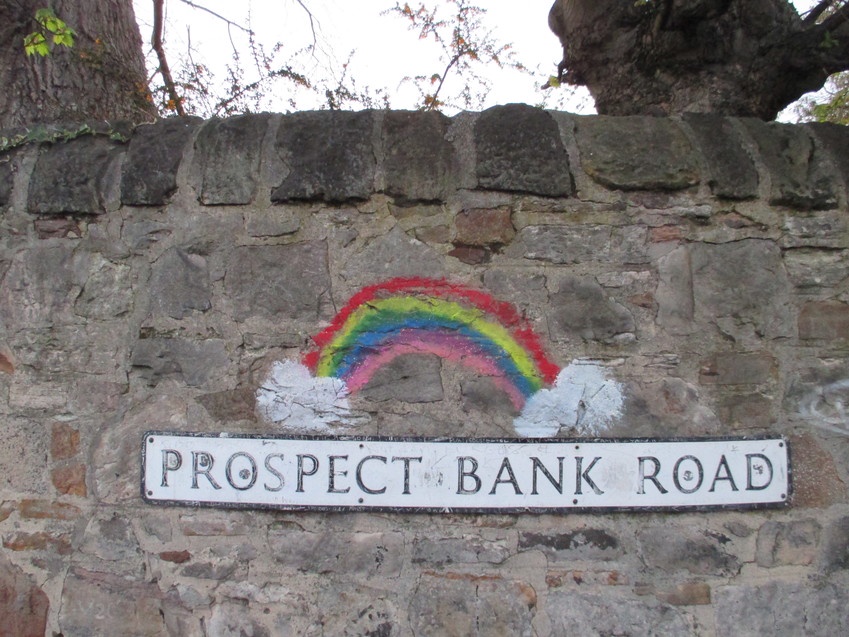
top-left (1, 104), bottom-right (848, 635)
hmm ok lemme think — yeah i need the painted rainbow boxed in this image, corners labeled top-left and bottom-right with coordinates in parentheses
top-left (303, 278), bottom-right (558, 409)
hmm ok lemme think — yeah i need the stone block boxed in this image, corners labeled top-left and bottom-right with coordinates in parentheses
top-left (683, 114), bottom-right (759, 199)
top-left (51, 422), bottom-right (80, 459)
top-left (741, 119), bottom-right (838, 210)
top-left (785, 434), bottom-right (846, 508)
top-left (149, 247), bottom-right (212, 319)
top-left (638, 527), bottom-right (740, 576)
top-left (360, 353), bottom-right (443, 403)
top-left (59, 568), bottom-right (168, 636)
top-left (384, 110), bottom-right (454, 201)
top-left (0, 553), bottom-right (49, 637)
top-left (716, 393), bottom-right (775, 430)
top-left (756, 519), bottom-right (821, 567)
top-left (81, 513), bottom-right (141, 562)
top-left (272, 110), bottom-right (375, 202)
top-left (121, 116), bottom-right (201, 205)
top-left (33, 217), bottom-right (83, 239)
top-left (348, 226), bottom-right (445, 284)
top-left (0, 154), bottom-right (13, 207)
top-left (548, 276), bottom-right (635, 344)
top-left (27, 136), bottom-right (123, 214)
top-left (224, 241), bottom-right (330, 322)
top-left (799, 301), bottom-right (849, 340)
top-left (809, 122), bottom-right (849, 193)
top-left (715, 579), bottom-right (849, 636)
top-left (412, 532), bottom-right (513, 565)
top-left (546, 590), bottom-right (693, 636)
top-left (454, 207), bottom-right (514, 246)
top-left (270, 531), bottom-right (404, 577)
top-left (409, 573), bottom-right (536, 637)
top-left (131, 337), bottom-right (228, 387)
top-left (518, 529), bottom-right (621, 560)
top-left (3, 531), bottom-right (72, 554)
top-left (196, 114), bottom-right (271, 205)
top-left (19, 499), bottom-right (81, 520)
top-left (576, 115), bottom-right (699, 191)
top-left (508, 224), bottom-right (648, 265)
top-left (684, 239), bottom-right (796, 340)
top-left (819, 516), bottom-right (849, 574)
top-left (74, 255), bottom-right (133, 320)
top-left (475, 104), bottom-right (573, 196)
top-left (0, 417), bottom-right (50, 494)
top-left (699, 351), bottom-right (777, 385)
top-left (52, 464), bottom-right (86, 496)
top-left (784, 249), bottom-right (849, 289)
top-left (655, 581), bottom-right (711, 606)
top-left (196, 388), bottom-right (257, 423)
top-left (179, 512), bottom-right (252, 537)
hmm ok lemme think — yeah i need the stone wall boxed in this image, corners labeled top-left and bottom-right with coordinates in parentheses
top-left (1, 104), bottom-right (848, 635)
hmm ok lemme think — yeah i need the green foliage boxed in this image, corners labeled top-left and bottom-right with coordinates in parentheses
top-left (796, 71), bottom-right (849, 125)
top-left (24, 8), bottom-right (76, 57)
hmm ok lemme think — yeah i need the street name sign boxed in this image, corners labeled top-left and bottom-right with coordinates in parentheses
top-left (142, 433), bottom-right (789, 512)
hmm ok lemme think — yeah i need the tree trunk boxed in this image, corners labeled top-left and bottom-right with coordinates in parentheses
top-left (549, 0), bottom-right (845, 120)
top-left (0, 0), bottom-right (156, 129)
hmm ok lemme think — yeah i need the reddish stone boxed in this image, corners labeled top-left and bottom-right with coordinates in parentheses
top-left (454, 208), bottom-right (515, 246)
top-left (0, 344), bottom-right (14, 374)
top-left (3, 531), bottom-right (72, 555)
top-left (789, 434), bottom-right (847, 508)
top-left (699, 351), bottom-right (777, 385)
top-left (0, 502), bottom-right (14, 523)
top-left (51, 422), bottom-right (80, 460)
top-left (52, 464), bottom-right (87, 497)
top-left (0, 553), bottom-right (49, 637)
top-left (628, 293), bottom-right (655, 309)
top-left (650, 225), bottom-right (684, 242)
top-left (656, 581), bottom-right (711, 606)
top-left (19, 499), bottom-right (81, 520)
top-left (449, 245), bottom-right (489, 265)
top-left (799, 302), bottom-right (849, 340)
top-left (34, 217), bottom-right (82, 239)
top-left (159, 550), bottom-right (191, 564)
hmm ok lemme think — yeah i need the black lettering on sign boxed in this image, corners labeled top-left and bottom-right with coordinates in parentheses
top-left (161, 449), bottom-right (182, 487)
top-left (191, 451), bottom-right (222, 490)
top-left (264, 454), bottom-right (285, 492)
top-left (296, 454), bottom-right (318, 492)
top-left (457, 456), bottom-right (482, 494)
top-left (637, 456), bottom-right (668, 495)
top-left (356, 455), bottom-right (387, 495)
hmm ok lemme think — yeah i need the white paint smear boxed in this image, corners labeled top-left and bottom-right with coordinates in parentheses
top-left (798, 378), bottom-right (849, 436)
top-left (513, 361), bottom-right (625, 438)
top-left (256, 360), bottom-right (365, 431)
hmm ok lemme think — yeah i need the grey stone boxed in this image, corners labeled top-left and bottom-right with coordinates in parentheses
top-left (412, 533), bottom-right (513, 565)
top-left (547, 590), bottom-right (694, 636)
top-left (74, 255), bottom-right (133, 319)
top-left (121, 117), bottom-right (201, 205)
top-left (225, 241), bottom-right (330, 322)
top-left (691, 239), bottom-right (793, 339)
top-left (519, 529), bottom-right (621, 560)
top-left (655, 245), bottom-right (694, 334)
top-left (0, 154), bottom-right (13, 207)
top-left (576, 116), bottom-right (700, 190)
top-left (196, 114), bottom-right (271, 205)
top-left (122, 220), bottom-right (173, 252)
top-left (819, 515), bottom-right (849, 574)
top-left (180, 560), bottom-right (237, 580)
top-left (208, 602), bottom-right (270, 637)
top-left (81, 513), bottom-right (142, 562)
top-left (59, 568), bottom-right (168, 637)
top-left (0, 244), bottom-right (84, 329)
top-left (196, 388), bottom-right (257, 423)
top-left (384, 110), bottom-right (454, 201)
top-left (245, 208), bottom-right (300, 237)
top-left (350, 226), bottom-right (445, 283)
top-left (742, 119), bottom-right (838, 209)
top-left (360, 354), bottom-right (443, 403)
top-left (756, 519), bottom-right (821, 567)
top-left (409, 573), bottom-right (536, 637)
top-left (460, 377), bottom-right (520, 420)
top-left (715, 578), bottom-right (849, 637)
top-left (270, 531), bottom-right (404, 577)
top-left (548, 276), bottom-right (635, 344)
top-left (27, 136), bottom-right (123, 214)
top-left (272, 110), bottom-right (375, 202)
top-left (0, 550), bottom-right (49, 637)
top-left (683, 114), bottom-right (759, 199)
top-left (784, 249), bottom-right (849, 289)
top-left (149, 248), bottom-right (211, 319)
top-left (475, 104), bottom-right (573, 196)
top-left (0, 416), bottom-right (50, 493)
top-left (623, 379), bottom-right (721, 437)
top-left (508, 225), bottom-right (648, 265)
top-left (639, 527), bottom-right (740, 576)
top-left (809, 122), bottom-right (849, 194)
top-left (131, 337), bottom-right (228, 387)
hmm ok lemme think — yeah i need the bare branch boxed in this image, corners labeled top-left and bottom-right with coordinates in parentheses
top-left (176, 0), bottom-right (251, 33)
top-left (293, 0), bottom-right (318, 47)
top-left (802, 0), bottom-right (841, 26)
top-left (152, 0), bottom-right (186, 115)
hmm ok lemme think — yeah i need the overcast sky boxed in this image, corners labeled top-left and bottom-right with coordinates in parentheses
top-left (133, 0), bottom-right (818, 118)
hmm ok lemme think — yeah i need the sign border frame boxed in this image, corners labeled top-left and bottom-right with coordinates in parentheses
top-left (141, 431), bottom-right (792, 514)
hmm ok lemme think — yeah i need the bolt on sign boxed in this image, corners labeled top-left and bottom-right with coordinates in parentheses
top-left (143, 433), bottom-right (789, 512)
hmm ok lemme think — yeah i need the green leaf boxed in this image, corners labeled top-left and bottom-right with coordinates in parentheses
top-left (547, 75), bottom-right (561, 88)
top-left (24, 32), bottom-right (49, 57)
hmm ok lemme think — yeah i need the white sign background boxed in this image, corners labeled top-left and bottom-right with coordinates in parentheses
top-left (143, 433), bottom-right (789, 512)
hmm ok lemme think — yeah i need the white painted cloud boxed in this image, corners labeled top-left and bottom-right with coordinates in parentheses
top-left (513, 361), bottom-right (625, 438)
top-left (256, 360), bottom-right (366, 431)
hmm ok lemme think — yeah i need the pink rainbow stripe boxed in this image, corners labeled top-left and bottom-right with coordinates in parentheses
top-left (344, 329), bottom-right (526, 410)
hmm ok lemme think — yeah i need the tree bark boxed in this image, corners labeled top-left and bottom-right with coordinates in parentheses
top-left (0, 0), bottom-right (156, 129)
top-left (549, 0), bottom-right (849, 119)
